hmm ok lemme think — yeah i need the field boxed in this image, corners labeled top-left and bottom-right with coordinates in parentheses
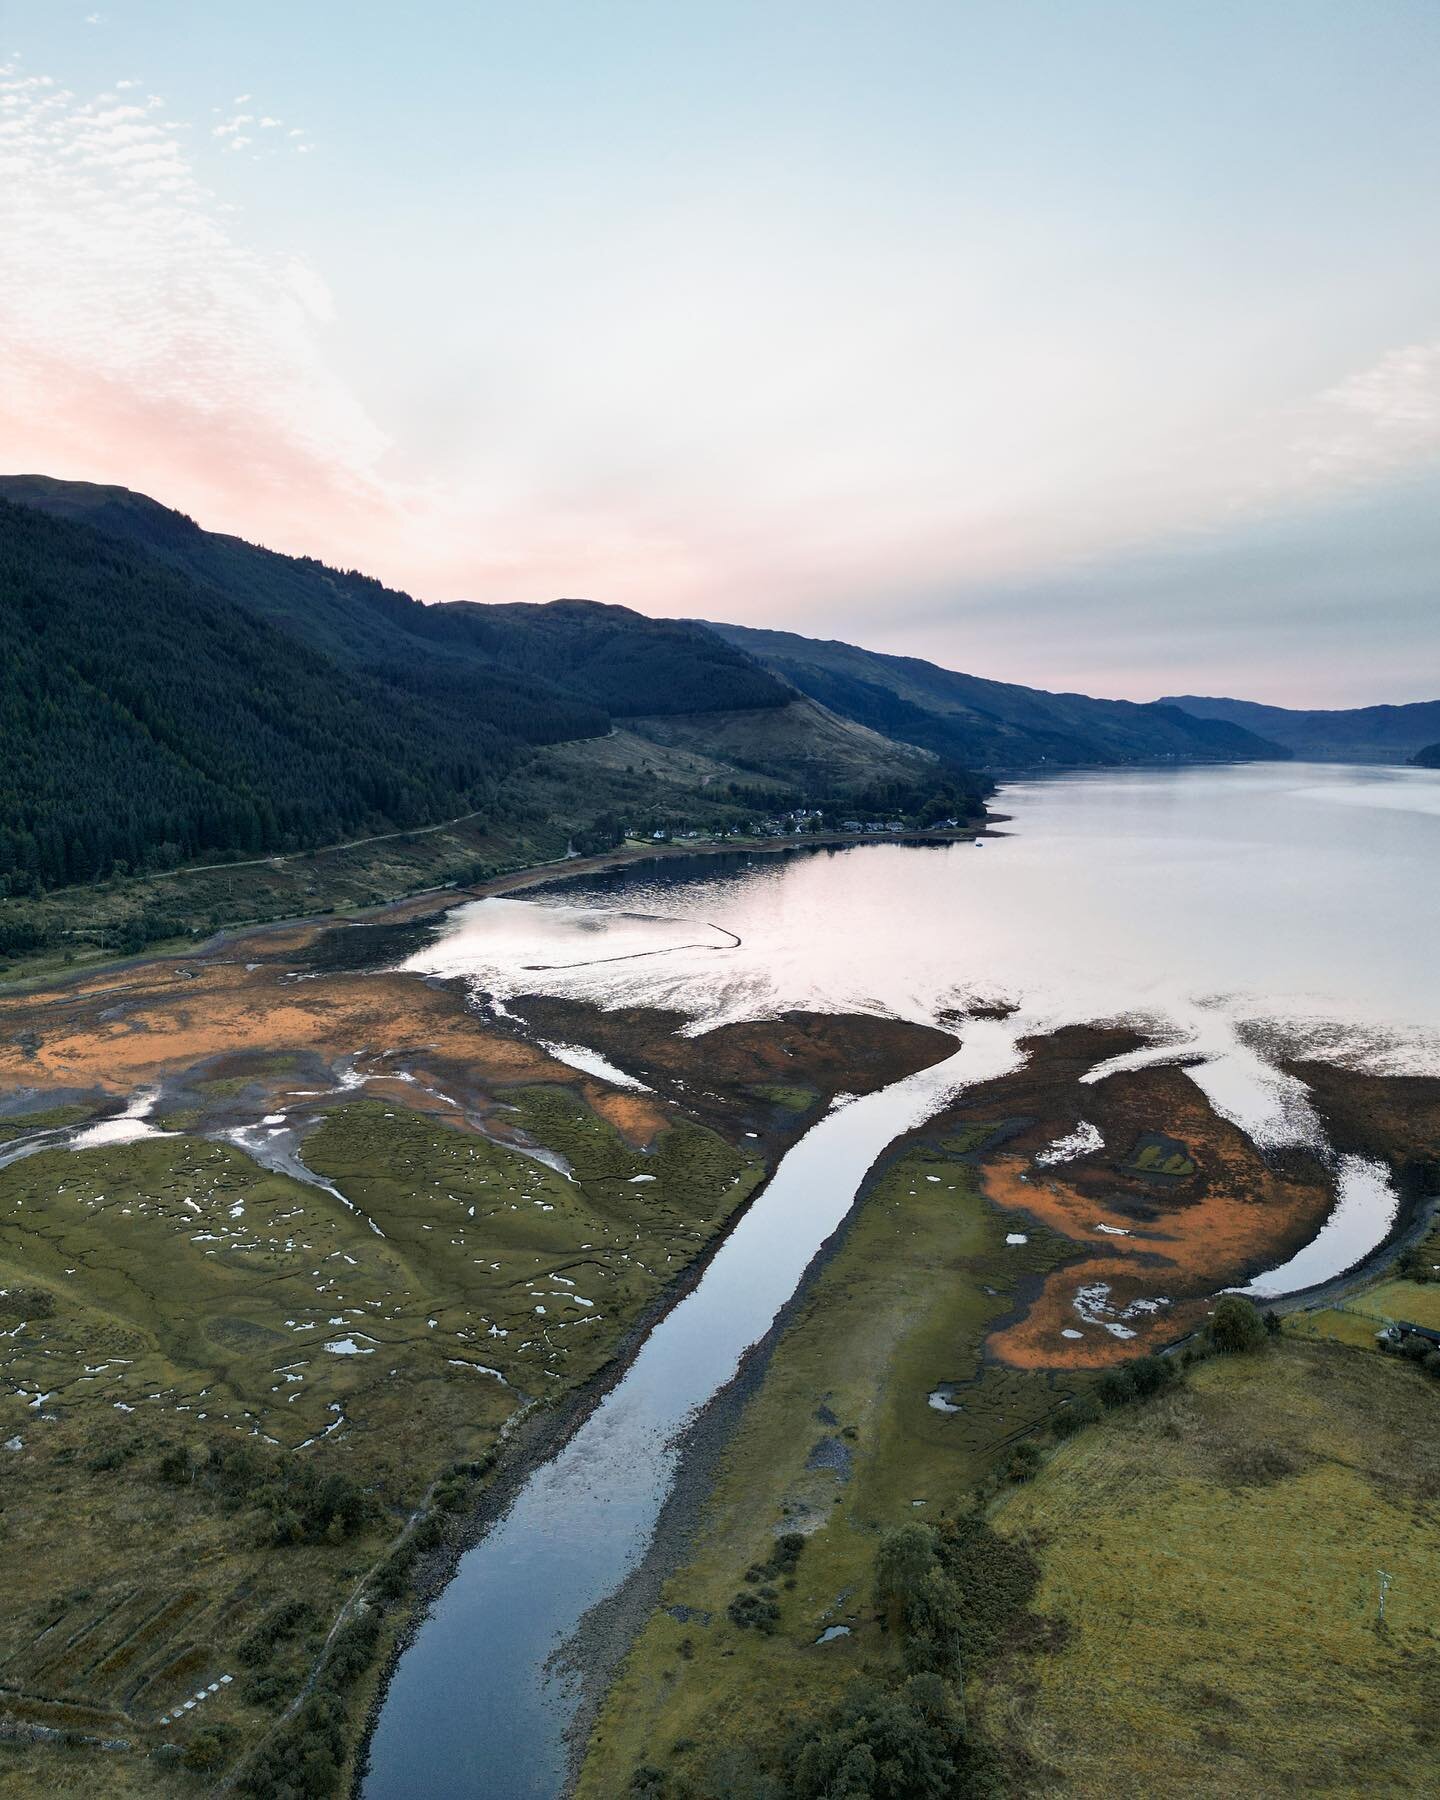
top-left (981, 1335), bottom-right (1440, 1796)
top-left (576, 1043), bottom-right (1440, 1797)
top-left (576, 1131), bottom-right (1081, 1794)
top-left (0, 1089), bottom-right (762, 1791)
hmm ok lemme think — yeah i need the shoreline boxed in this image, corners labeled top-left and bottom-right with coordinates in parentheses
top-left (0, 824), bottom-right (1000, 1002)
top-left (348, 1015), bottom-right (967, 1798)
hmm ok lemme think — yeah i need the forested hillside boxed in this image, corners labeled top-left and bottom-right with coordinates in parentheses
top-left (0, 482), bottom-right (798, 899)
top-left (0, 499), bottom-right (604, 891)
top-left (0, 477), bottom-right (789, 720)
top-left (711, 623), bottom-right (1286, 769)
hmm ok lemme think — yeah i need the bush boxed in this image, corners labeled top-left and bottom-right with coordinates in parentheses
top-left (241, 1670), bottom-right (289, 1709)
top-left (433, 1475), bottom-right (469, 1513)
top-left (728, 1590), bottom-right (781, 1633)
top-left (1051, 1394), bottom-right (1101, 1439)
top-left (321, 1605), bottom-right (382, 1690)
top-left (412, 1512), bottom-right (447, 1551)
top-left (1097, 1367), bottom-right (1137, 1409)
top-left (775, 1531), bottom-right (806, 1571)
top-left (787, 1675), bottom-right (968, 1799)
top-left (156, 1438), bottom-right (373, 1543)
top-left (237, 1691), bottom-right (347, 1797)
top-left (1128, 1355), bottom-right (1175, 1398)
top-left (236, 1598), bottom-right (319, 1668)
top-left (1423, 1351), bottom-right (1440, 1379)
top-left (1004, 1440), bottom-right (1044, 1482)
top-left (874, 1524), bottom-right (939, 1619)
top-left (1209, 1295), bottom-right (1266, 1354)
top-left (182, 1727), bottom-right (231, 1773)
top-left (372, 1542), bottom-right (417, 1602)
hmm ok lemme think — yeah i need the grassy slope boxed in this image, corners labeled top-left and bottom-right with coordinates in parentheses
top-left (627, 696), bottom-right (940, 795)
top-left (579, 1087), bottom-right (1440, 1798)
top-left (0, 1094), bottom-right (761, 1789)
top-left (578, 1132), bottom-right (1079, 1794)
top-left (982, 1334), bottom-right (1440, 1796)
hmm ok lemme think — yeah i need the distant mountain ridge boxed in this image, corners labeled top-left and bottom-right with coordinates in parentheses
top-left (709, 623), bottom-right (1286, 770)
top-left (20, 471), bottom-right (1415, 911)
top-left (1161, 694), bottom-right (1440, 764)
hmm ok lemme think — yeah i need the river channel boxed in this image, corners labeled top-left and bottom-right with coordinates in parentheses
top-left (364, 760), bottom-right (1440, 1797)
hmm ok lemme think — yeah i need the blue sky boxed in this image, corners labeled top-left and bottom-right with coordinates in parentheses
top-left (3, 0), bottom-right (1437, 703)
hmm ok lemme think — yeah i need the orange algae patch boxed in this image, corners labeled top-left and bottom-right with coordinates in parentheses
top-left (0, 960), bottom-right (569, 1100)
top-left (586, 1089), bottom-right (668, 1147)
top-left (982, 1141), bottom-right (1332, 1370)
top-left (961, 1049), bottom-right (1339, 1372)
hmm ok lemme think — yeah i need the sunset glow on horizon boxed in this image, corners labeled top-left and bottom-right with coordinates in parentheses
top-left (3, 0), bottom-right (1438, 705)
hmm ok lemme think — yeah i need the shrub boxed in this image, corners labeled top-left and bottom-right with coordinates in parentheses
top-left (1051, 1394), bottom-right (1102, 1439)
top-left (874, 1524), bottom-right (939, 1619)
top-left (412, 1512), bottom-right (447, 1550)
top-left (236, 1597), bottom-right (319, 1668)
top-left (786, 1675), bottom-right (968, 1799)
top-left (728, 1589), bottom-right (781, 1633)
top-left (156, 1439), bottom-right (373, 1542)
top-left (1097, 1367), bottom-right (1137, 1409)
top-left (236, 1691), bottom-right (347, 1797)
top-left (1423, 1351), bottom-right (1440, 1379)
top-left (372, 1543), bottom-right (417, 1602)
top-left (241, 1670), bottom-right (289, 1709)
top-left (1209, 1296), bottom-right (1266, 1354)
top-left (321, 1605), bottom-right (382, 1690)
top-left (1004, 1440), bottom-right (1044, 1482)
top-left (1128, 1355), bottom-right (1174, 1398)
top-left (182, 1727), bottom-right (230, 1772)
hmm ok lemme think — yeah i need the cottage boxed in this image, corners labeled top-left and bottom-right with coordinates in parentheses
top-left (1376, 1319), bottom-right (1440, 1351)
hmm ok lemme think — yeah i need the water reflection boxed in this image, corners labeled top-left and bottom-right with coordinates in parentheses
top-left (370, 762), bottom-right (1439, 1798)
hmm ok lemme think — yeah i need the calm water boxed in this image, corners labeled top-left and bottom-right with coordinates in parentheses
top-left (366, 762), bottom-right (1440, 1798)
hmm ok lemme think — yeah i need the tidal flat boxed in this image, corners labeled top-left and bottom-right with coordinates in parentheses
top-left (573, 1028), bottom-right (1440, 1797)
top-left (1, 776), bottom-right (1438, 1794)
top-left (0, 911), bottom-right (952, 1792)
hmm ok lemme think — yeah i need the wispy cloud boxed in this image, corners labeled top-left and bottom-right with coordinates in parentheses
top-left (0, 59), bottom-right (384, 548)
top-left (1304, 341), bottom-right (1440, 476)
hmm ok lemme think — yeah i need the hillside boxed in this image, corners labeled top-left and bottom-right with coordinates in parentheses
top-left (0, 476), bottom-right (790, 723)
top-left (0, 482), bottom-right (814, 899)
top-left (1412, 743), bottom-right (1440, 769)
top-left (0, 498), bottom-right (606, 891)
top-left (1164, 692), bottom-right (1440, 763)
top-left (710, 623), bottom-right (1286, 770)
top-left (0, 480), bottom-right (988, 971)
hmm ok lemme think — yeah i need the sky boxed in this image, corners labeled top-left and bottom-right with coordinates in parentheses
top-left (2, 1), bottom-right (1437, 706)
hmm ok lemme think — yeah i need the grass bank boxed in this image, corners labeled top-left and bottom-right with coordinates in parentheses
top-left (981, 1333), bottom-right (1440, 1794)
top-left (0, 1089), bottom-right (762, 1792)
top-left (576, 1129), bottom-right (1080, 1794)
